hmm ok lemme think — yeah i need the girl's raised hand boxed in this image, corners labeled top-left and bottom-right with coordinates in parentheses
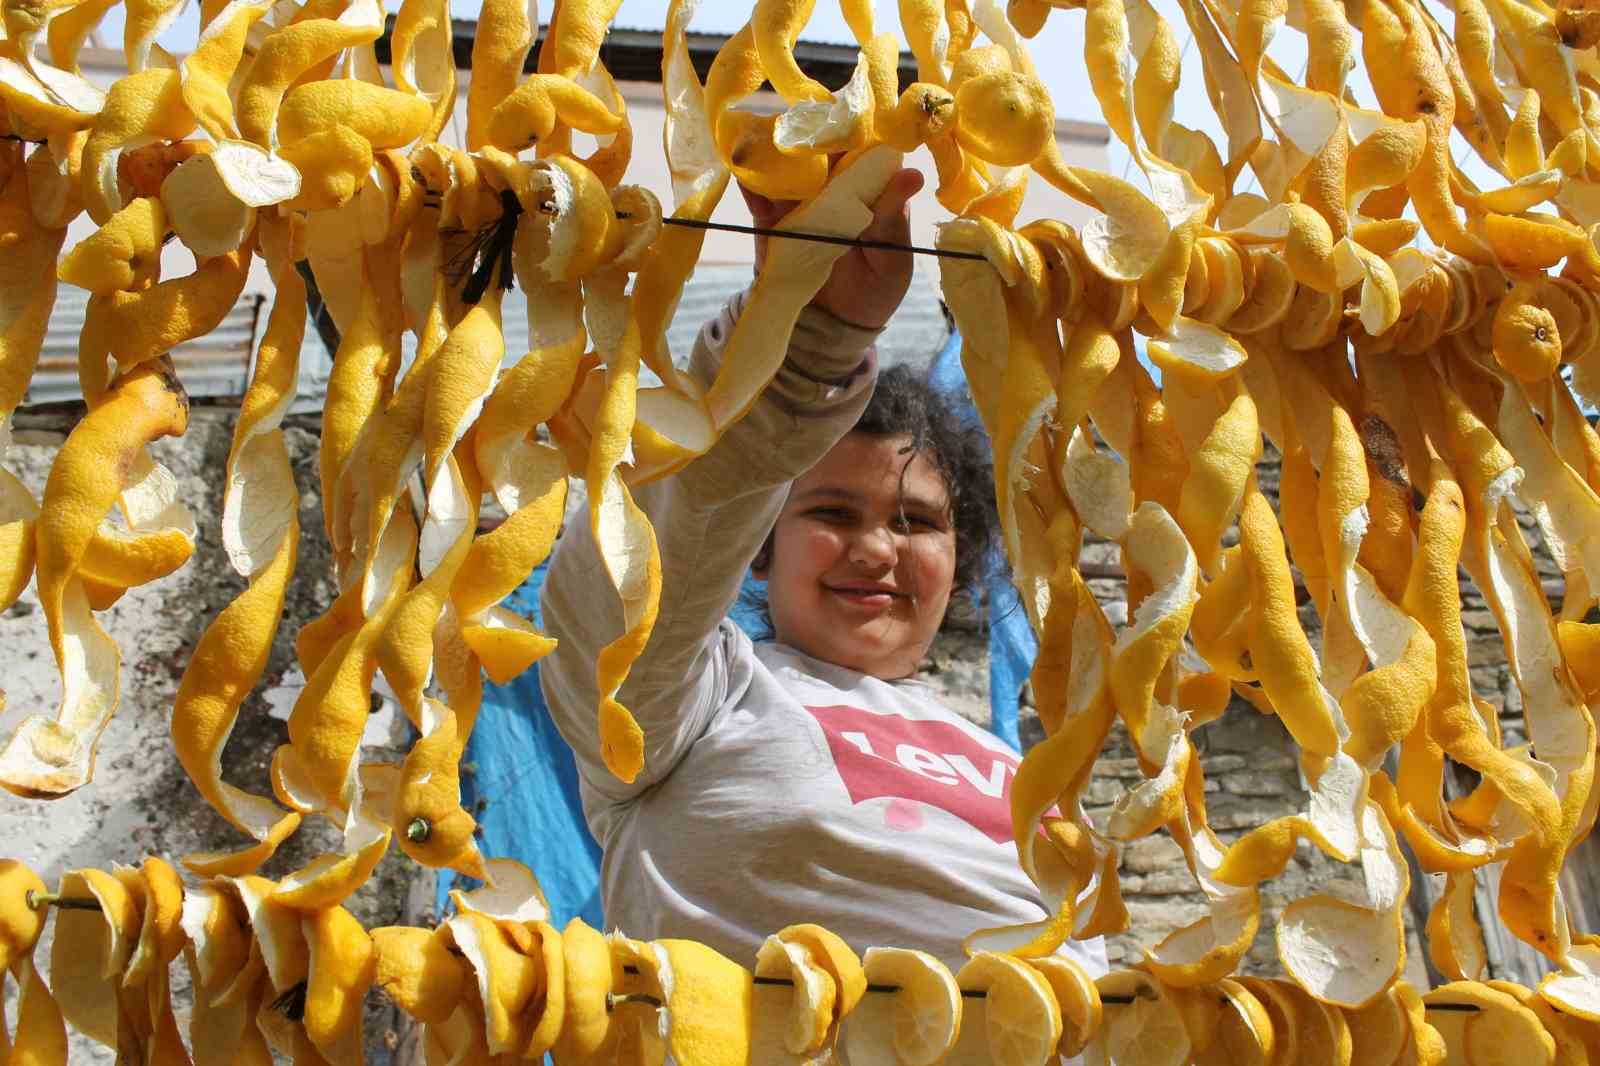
top-left (740, 166), bottom-right (925, 331)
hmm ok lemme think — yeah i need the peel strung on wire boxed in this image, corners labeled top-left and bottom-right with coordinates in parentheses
top-left (11, 0), bottom-right (1600, 1049)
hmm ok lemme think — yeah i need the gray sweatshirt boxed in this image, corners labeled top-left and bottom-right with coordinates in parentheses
top-left (539, 288), bottom-right (1108, 976)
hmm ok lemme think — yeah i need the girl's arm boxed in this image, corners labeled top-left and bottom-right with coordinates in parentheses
top-left (540, 169), bottom-right (922, 811)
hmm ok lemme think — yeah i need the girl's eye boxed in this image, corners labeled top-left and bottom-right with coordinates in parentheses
top-left (893, 514), bottom-right (942, 533)
top-left (808, 507), bottom-right (854, 523)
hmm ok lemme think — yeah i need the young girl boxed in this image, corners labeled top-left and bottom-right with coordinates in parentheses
top-left (540, 168), bottom-right (1108, 978)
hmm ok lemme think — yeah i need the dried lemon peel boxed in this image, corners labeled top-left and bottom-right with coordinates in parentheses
top-left (371, 925), bottom-right (468, 1026)
top-left (178, 881), bottom-right (249, 1000)
top-left (988, 287), bottom-right (1060, 581)
top-left (539, 60), bottom-right (633, 187)
top-left (1082, 0), bottom-right (1213, 222)
top-left (775, 52), bottom-right (875, 156)
top-left (446, 910), bottom-right (546, 1055)
top-left (1316, 409), bottom-right (1436, 770)
top-left (0, 358), bottom-right (187, 798)
top-left (752, 0), bottom-right (831, 105)
top-left (1239, 484), bottom-right (1346, 763)
top-left (278, 504), bottom-right (415, 815)
top-left (267, 510), bottom-right (415, 907)
top-left (234, 14), bottom-right (383, 150)
top-left (1487, 372), bottom-right (1600, 611)
top-left (1107, 502), bottom-right (1198, 840)
top-left (1089, 969), bottom-right (1191, 1066)
top-left (1277, 800), bottom-right (1410, 1008)
top-left (591, 148), bottom-right (896, 784)
top-left (1427, 868), bottom-right (1489, 981)
top-left (301, 904), bottom-right (374, 1062)
top-left (95, 239), bottom-right (254, 375)
top-left (1193, 978), bottom-right (1276, 1066)
top-left (486, 73), bottom-right (624, 154)
top-left (46, 866), bottom-right (140, 1047)
top-left (0, 859), bottom-right (47, 977)
top-left (317, 277), bottom-right (397, 570)
top-left (0, 51), bottom-right (104, 137)
top-left (973, 568), bottom-right (1117, 956)
top-left (610, 936), bottom-right (755, 1066)
top-left (1176, 392), bottom-right (1260, 574)
top-left (955, 951), bottom-right (1062, 1066)
top-left (847, 947), bottom-right (962, 1066)
top-left (395, 698), bottom-right (489, 878)
top-left (1146, 799), bottom-right (1263, 988)
top-left (767, 924), bottom-right (866, 1045)
top-left (1425, 981), bottom-right (1553, 1066)
top-left (57, 194), bottom-right (164, 294)
top-left (755, 936), bottom-right (837, 1055)
top-left (2, 951), bottom-right (64, 1062)
top-left (577, 170), bottom-right (719, 784)
top-left (0, 160), bottom-right (64, 687)
top-left (461, 0), bottom-right (535, 150)
top-left (79, 69), bottom-right (196, 225)
top-left (17, 0), bottom-right (1600, 1031)
top-left (1427, 375), bottom-right (1596, 961)
top-left (705, 145), bottom-right (901, 428)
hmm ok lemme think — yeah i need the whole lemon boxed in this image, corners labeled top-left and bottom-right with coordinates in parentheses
top-left (1493, 283), bottom-right (1563, 381)
top-left (955, 71), bottom-right (1055, 167)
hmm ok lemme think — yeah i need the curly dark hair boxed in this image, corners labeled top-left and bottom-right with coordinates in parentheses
top-left (748, 364), bottom-right (1002, 597)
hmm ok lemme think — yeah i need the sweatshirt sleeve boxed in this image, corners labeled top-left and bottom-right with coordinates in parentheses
top-left (539, 287), bottom-right (881, 812)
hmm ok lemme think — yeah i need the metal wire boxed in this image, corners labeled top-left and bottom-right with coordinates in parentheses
top-left (22, 894), bottom-right (1489, 1016)
top-left (656, 216), bottom-right (986, 261)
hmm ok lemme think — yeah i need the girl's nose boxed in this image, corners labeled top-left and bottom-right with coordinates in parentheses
top-left (847, 523), bottom-right (898, 568)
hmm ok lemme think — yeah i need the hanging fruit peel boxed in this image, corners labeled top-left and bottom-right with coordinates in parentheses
top-left (5, 0), bottom-right (1600, 1058)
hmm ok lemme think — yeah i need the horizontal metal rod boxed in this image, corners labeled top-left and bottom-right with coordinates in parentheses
top-left (608, 992), bottom-right (664, 1011)
top-left (650, 215), bottom-right (987, 261)
top-left (635, 965), bottom-right (1147, 1004)
top-left (22, 893), bottom-right (1486, 1013)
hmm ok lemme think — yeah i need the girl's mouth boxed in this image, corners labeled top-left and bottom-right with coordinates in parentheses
top-left (825, 583), bottom-right (901, 608)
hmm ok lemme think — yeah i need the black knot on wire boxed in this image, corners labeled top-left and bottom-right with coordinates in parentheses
top-left (271, 980), bottom-right (309, 1023)
top-left (455, 188), bottom-right (525, 306)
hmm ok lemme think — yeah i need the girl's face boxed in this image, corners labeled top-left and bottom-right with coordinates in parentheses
top-left (756, 432), bottom-right (958, 680)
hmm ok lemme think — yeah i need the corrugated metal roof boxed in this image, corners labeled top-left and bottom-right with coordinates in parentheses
top-left (24, 289), bottom-right (265, 407)
top-left (372, 18), bottom-right (906, 95)
top-left (608, 20), bottom-right (858, 45)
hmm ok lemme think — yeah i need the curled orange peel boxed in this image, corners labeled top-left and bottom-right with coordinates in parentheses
top-left (235, 14), bottom-right (384, 150)
top-left (11, 0), bottom-right (1600, 1038)
top-left (172, 221), bottom-right (304, 876)
top-left (0, 161), bottom-right (64, 701)
top-left (487, 73), bottom-right (625, 155)
top-left (80, 68), bottom-right (196, 225)
top-left (0, 359), bottom-right (187, 798)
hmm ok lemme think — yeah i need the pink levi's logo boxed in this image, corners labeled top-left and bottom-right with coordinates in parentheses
top-left (804, 704), bottom-right (1021, 844)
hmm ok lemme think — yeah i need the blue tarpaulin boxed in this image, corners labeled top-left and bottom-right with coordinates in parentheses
top-left (928, 327), bottom-right (1029, 753)
top-left (434, 566), bottom-right (604, 926)
top-left (436, 324), bottom-right (1029, 921)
